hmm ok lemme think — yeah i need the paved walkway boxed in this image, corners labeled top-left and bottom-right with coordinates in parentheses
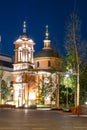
top-left (0, 109), bottom-right (87, 130)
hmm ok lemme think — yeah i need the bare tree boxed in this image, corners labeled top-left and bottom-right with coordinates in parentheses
top-left (64, 13), bottom-right (87, 107)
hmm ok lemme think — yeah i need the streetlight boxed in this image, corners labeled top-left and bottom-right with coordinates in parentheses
top-left (65, 73), bottom-right (69, 108)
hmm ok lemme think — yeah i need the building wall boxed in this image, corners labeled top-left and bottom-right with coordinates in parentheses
top-left (0, 54), bottom-right (13, 102)
top-left (34, 57), bottom-right (63, 71)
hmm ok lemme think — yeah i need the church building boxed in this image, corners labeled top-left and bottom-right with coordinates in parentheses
top-left (12, 22), bottom-right (63, 107)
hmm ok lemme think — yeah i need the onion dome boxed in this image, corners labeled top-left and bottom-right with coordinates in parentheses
top-left (14, 21), bottom-right (35, 44)
top-left (19, 21), bottom-right (30, 40)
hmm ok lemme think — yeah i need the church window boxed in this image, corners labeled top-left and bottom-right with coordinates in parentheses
top-left (27, 50), bottom-right (30, 61)
top-left (18, 47), bottom-right (22, 62)
top-left (48, 60), bottom-right (51, 67)
top-left (20, 50), bottom-right (22, 60)
top-left (37, 61), bottom-right (40, 67)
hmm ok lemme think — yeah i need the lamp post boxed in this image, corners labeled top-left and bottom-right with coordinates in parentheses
top-left (65, 73), bottom-right (69, 108)
top-left (55, 74), bottom-right (59, 109)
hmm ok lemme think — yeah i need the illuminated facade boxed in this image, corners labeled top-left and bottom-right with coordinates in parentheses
top-left (13, 22), bottom-right (62, 107)
top-left (0, 54), bottom-right (13, 86)
top-left (0, 54), bottom-right (13, 101)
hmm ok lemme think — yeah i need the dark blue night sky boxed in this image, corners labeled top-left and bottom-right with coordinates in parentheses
top-left (0, 0), bottom-right (87, 56)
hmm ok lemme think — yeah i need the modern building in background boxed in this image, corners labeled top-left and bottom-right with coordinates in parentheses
top-left (0, 54), bottom-right (13, 85)
top-left (0, 54), bottom-right (13, 101)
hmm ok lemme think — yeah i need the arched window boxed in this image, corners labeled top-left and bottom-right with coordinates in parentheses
top-left (37, 61), bottom-right (40, 67)
top-left (27, 47), bottom-right (31, 62)
top-left (27, 49), bottom-right (30, 61)
top-left (18, 47), bottom-right (22, 62)
top-left (48, 60), bottom-right (51, 67)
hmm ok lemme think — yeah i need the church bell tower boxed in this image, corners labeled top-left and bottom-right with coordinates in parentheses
top-left (13, 22), bottom-right (35, 107)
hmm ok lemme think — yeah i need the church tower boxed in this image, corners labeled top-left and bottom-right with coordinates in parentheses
top-left (14, 21), bottom-right (35, 67)
top-left (13, 22), bottom-right (35, 107)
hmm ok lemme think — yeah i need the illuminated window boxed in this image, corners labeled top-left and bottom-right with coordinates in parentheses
top-left (20, 50), bottom-right (22, 60)
top-left (26, 47), bottom-right (31, 62)
top-left (18, 47), bottom-right (22, 61)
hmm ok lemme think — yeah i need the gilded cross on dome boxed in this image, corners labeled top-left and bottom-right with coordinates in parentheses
top-left (45, 25), bottom-right (49, 40)
top-left (23, 21), bottom-right (26, 34)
